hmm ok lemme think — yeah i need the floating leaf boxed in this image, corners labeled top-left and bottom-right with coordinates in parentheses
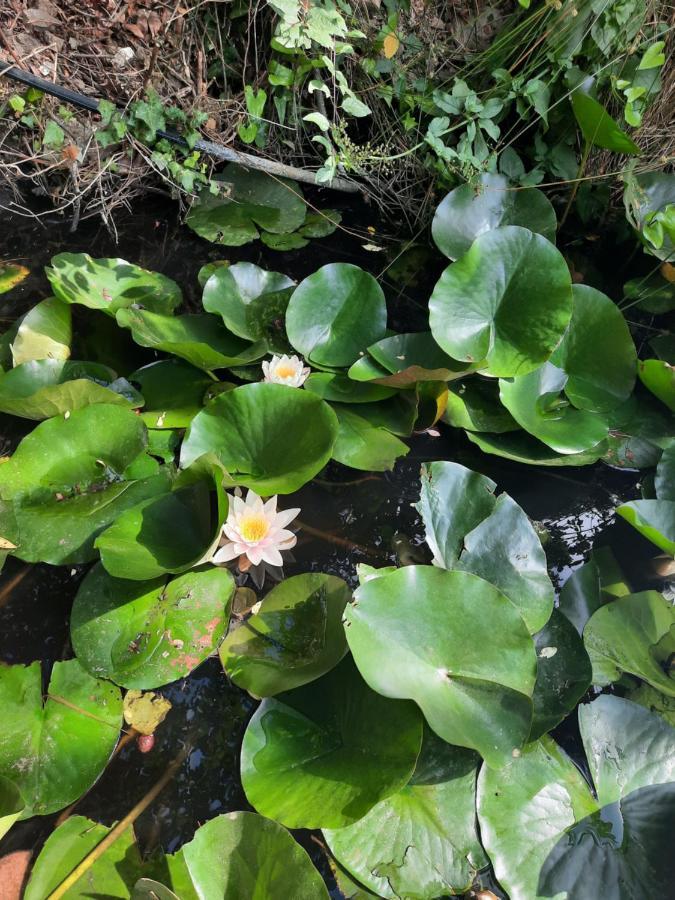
top-left (628, 682), bottom-right (675, 727)
top-left (345, 566), bottom-right (537, 767)
top-left (46, 253), bottom-right (181, 316)
top-left (240, 656), bottom-right (423, 828)
top-left (558, 546), bottom-right (630, 635)
top-left (202, 262), bottom-right (294, 342)
top-left (11, 297), bottom-right (71, 366)
top-left (305, 373), bottom-right (396, 403)
top-left (0, 776), bottom-right (23, 840)
top-left (286, 263), bottom-right (387, 367)
top-left (348, 332), bottom-right (473, 387)
top-left (298, 209), bottom-right (341, 238)
top-left (325, 729), bottom-right (487, 899)
top-left (180, 383), bottom-right (338, 494)
top-left (72, 564), bottom-right (234, 688)
top-left (186, 164), bottom-right (306, 245)
top-left (219, 573), bottom-right (350, 697)
top-left (429, 226), bottom-right (573, 377)
top-left (616, 499), bottom-right (675, 555)
top-left (130, 359), bottom-right (212, 429)
top-left (116, 308), bottom-right (266, 372)
top-left (445, 379), bottom-right (518, 433)
top-left (0, 262), bottom-right (29, 295)
top-left (638, 358), bottom-right (675, 411)
top-left (466, 429), bottom-right (607, 466)
top-left (478, 696), bottom-right (674, 900)
top-left (583, 590), bottom-right (675, 695)
top-left (0, 659), bottom-right (122, 818)
top-left (416, 461), bottom-right (553, 632)
top-left (123, 690), bottom-right (172, 734)
top-left (571, 90), bottom-right (640, 154)
top-left (332, 407), bottom-right (409, 471)
top-left (432, 174), bottom-right (557, 260)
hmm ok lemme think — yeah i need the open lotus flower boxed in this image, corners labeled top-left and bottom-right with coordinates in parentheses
top-left (212, 489), bottom-right (300, 568)
top-left (262, 354), bottom-right (310, 387)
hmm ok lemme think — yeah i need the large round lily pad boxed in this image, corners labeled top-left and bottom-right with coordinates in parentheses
top-left (181, 811), bottom-right (329, 899)
top-left (332, 407), bottom-right (410, 472)
top-left (46, 253), bottom-right (181, 315)
top-left (219, 573), bottom-right (350, 696)
top-left (71, 563), bottom-right (234, 689)
top-left (180, 382), bottom-right (338, 494)
top-left (429, 225), bottom-right (572, 377)
top-left (240, 655), bottom-right (423, 828)
top-left (0, 659), bottom-right (122, 818)
top-left (345, 565), bottom-right (537, 767)
top-left (432, 174), bottom-right (557, 260)
top-left (286, 263), bottom-right (387, 367)
top-left (478, 695), bottom-right (675, 900)
top-left (324, 729), bottom-right (487, 899)
top-left (202, 262), bottom-right (294, 342)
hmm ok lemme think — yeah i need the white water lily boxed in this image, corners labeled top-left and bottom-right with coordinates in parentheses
top-left (212, 489), bottom-right (300, 568)
top-left (262, 354), bottom-right (310, 387)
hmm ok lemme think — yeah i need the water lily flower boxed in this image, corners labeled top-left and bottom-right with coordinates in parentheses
top-left (212, 489), bottom-right (300, 568)
top-left (262, 354), bottom-right (310, 387)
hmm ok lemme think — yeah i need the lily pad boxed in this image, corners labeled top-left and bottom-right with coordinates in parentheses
top-left (219, 572), bottom-right (350, 696)
top-left (550, 284), bottom-right (636, 412)
top-left (349, 332), bottom-right (473, 387)
top-left (466, 429), bottom-right (608, 466)
top-left (583, 590), bottom-right (675, 695)
top-left (0, 404), bottom-right (171, 564)
top-left (445, 378), bottom-right (518, 432)
top-left (180, 383), bottom-right (338, 494)
top-left (530, 609), bottom-right (592, 740)
top-left (116, 308), bottom-right (266, 372)
top-left (0, 776), bottom-right (23, 840)
top-left (499, 362), bottom-right (610, 454)
top-left (332, 406), bottom-right (410, 471)
top-left (202, 262), bottom-right (295, 342)
top-left (305, 373), bottom-right (396, 403)
top-left (325, 729), bottom-right (487, 899)
top-left (130, 359), bottom-right (212, 429)
top-left (46, 253), bottom-right (181, 316)
top-left (286, 263), bottom-right (387, 367)
top-left (346, 565), bottom-right (537, 767)
top-left (11, 296), bottom-right (71, 366)
top-left (0, 262), bottom-right (29, 295)
top-left (478, 696), bottom-right (674, 900)
top-left (416, 461), bottom-right (553, 632)
top-left (0, 659), bottom-right (122, 818)
top-left (432, 174), bottom-right (557, 260)
top-left (186, 165), bottom-right (307, 245)
top-left (558, 546), bottom-right (631, 635)
top-left (71, 564), bottom-right (234, 688)
top-left (0, 359), bottom-right (143, 420)
top-left (616, 499), bottom-right (675, 555)
top-left (181, 811), bottom-right (329, 899)
top-left (240, 656), bottom-right (423, 828)
top-left (637, 358), bottom-right (675, 411)
top-left (628, 682), bottom-right (675, 727)
top-left (429, 226), bottom-right (573, 377)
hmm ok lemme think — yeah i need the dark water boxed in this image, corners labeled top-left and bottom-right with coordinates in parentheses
top-left (0, 194), bottom-right (659, 897)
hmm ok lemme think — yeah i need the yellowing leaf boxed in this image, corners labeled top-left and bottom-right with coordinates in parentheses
top-left (383, 32), bottom-right (400, 59)
top-left (0, 537), bottom-right (17, 550)
top-left (660, 261), bottom-right (675, 283)
top-left (123, 690), bottom-right (172, 736)
top-left (0, 263), bottom-right (29, 295)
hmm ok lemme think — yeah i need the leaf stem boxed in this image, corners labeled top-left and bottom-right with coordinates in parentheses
top-left (560, 139), bottom-right (591, 230)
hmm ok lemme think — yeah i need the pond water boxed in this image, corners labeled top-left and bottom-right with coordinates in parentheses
top-left (0, 192), bottom-right (660, 897)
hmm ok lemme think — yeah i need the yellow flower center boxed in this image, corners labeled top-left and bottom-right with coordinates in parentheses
top-left (275, 364), bottom-right (297, 379)
top-left (239, 514), bottom-right (270, 543)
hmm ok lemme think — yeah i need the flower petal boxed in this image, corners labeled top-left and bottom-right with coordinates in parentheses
top-left (212, 542), bottom-right (241, 563)
top-left (245, 546), bottom-right (265, 566)
top-left (260, 545), bottom-right (284, 567)
top-left (273, 507), bottom-right (301, 528)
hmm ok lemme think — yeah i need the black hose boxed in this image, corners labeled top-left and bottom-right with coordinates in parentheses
top-left (0, 58), bottom-right (102, 113)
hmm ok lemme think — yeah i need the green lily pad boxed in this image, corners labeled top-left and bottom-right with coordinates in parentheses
top-left (202, 262), bottom-right (295, 342)
top-left (432, 174), bottom-right (557, 261)
top-left (71, 563), bottom-right (234, 689)
top-left (583, 590), bottom-right (675, 695)
top-left (444, 378), bottom-right (519, 433)
top-left (325, 729), bottom-right (487, 899)
top-left (638, 358), bottom-right (675, 411)
top-left (628, 682), bottom-right (675, 727)
top-left (466, 429), bottom-right (608, 466)
top-left (550, 284), bottom-right (636, 412)
top-left (261, 231), bottom-right (308, 250)
top-left (180, 383), bottom-right (338, 494)
top-left (530, 609), bottom-right (592, 740)
top-left (305, 373), bottom-right (396, 403)
top-left (429, 226), bottom-right (573, 377)
top-left (0, 403), bottom-right (171, 564)
top-left (332, 406), bottom-right (409, 471)
top-left (348, 332), bottom-right (473, 387)
top-left (345, 565), bottom-right (537, 767)
top-left (0, 776), bottom-right (23, 840)
top-left (558, 546), bottom-right (631, 635)
top-left (219, 572), bottom-right (350, 696)
top-left (46, 253), bottom-right (181, 316)
top-left (0, 359), bottom-right (143, 420)
top-left (416, 461), bottom-right (553, 633)
top-left (186, 165), bottom-right (307, 245)
top-left (616, 499), bottom-right (675, 555)
top-left (11, 296), bottom-right (71, 366)
top-left (0, 262), bottom-right (29, 295)
top-left (299, 209), bottom-right (341, 238)
top-left (0, 659), bottom-right (122, 818)
top-left (478, 696), bottom-right (674, 900)
top-left (655, 444), bottom-right (675, 499)
top-left (130, 359), bottom-right (213, 429)
top-left (286, 263), bottom-right (387, 367)
top-left (133, 879), bottom-right (180, 900)
top-left (240, 655), bottom-right (423, 828)
top-left (116, 308), bottom-right (266, 372)
top-left (571, 90), bottom-right (641, 154)
top-left (499, 362), bottom-right (610, 454)
top-left (181, 811), bottom-right (329, 899)
top-left (24, 816), bottom-right (143, 900)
